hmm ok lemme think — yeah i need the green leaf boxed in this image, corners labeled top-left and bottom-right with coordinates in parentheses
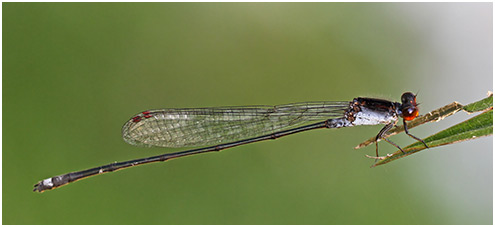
top-left (463, 93), bottom-right (493, 113)
top-left (371, 109), bottom-right (493, 166)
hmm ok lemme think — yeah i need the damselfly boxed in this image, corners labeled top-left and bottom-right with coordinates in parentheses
top-left (34, 92), bottom-right (428, 192)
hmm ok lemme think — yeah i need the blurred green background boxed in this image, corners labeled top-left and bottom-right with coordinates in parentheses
top-left (3, 3), bottom-right (492, 224)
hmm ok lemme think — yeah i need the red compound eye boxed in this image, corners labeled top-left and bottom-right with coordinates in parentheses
top-left (402, 107), bottom-right (419, 121)
top-left (400, 92), bottom-right (419, 121)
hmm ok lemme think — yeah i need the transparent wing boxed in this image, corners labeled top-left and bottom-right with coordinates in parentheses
top-left (122, 101), bottom-right (349, 148)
